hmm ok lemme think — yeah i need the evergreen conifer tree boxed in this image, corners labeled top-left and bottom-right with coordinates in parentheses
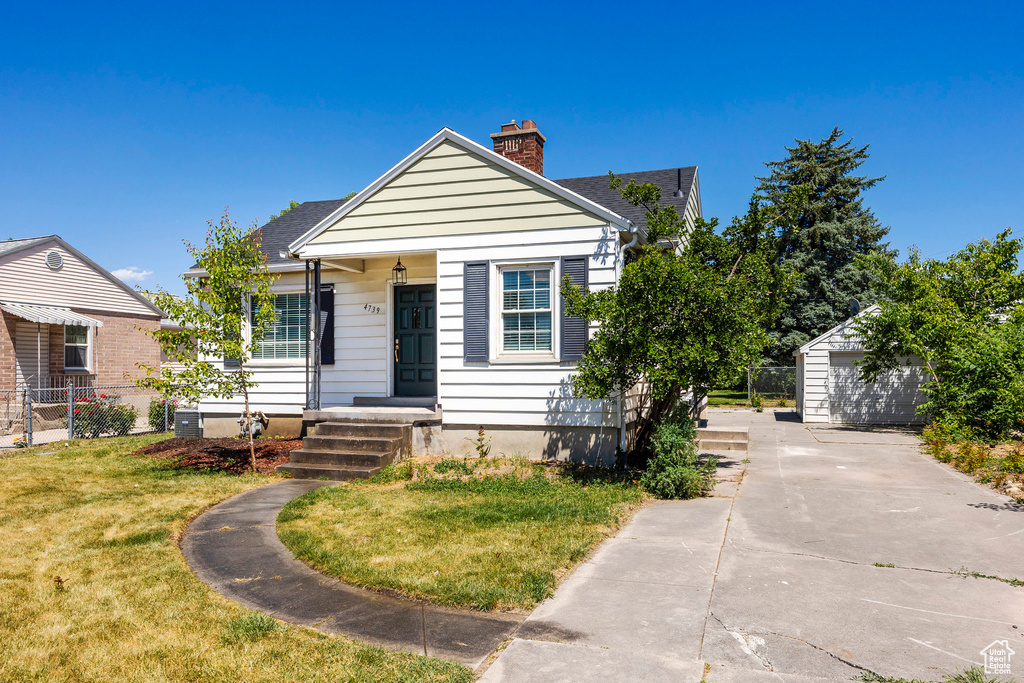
top-left (756, 128), bottom-right (893, 364)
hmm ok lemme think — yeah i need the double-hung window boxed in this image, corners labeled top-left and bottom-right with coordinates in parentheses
top-left (500, 266), bottom-right (552, 354)
top-left (64, 325), bottom-right (90, 370)
top-left (251, 293), bottom-right (307, 360)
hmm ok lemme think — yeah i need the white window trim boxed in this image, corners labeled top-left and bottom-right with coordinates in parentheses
top-left (64, 324), bottom-right (93, 372)
top-left (246, 290), bottom-right (309, 365)
top-left (491, 260), bottom-right (559, 361)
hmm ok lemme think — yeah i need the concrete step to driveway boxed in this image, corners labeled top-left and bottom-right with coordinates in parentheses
top-left (275, 462), bottom-right (380, 480)
top-left (698, 427), bottom-right (749, 451)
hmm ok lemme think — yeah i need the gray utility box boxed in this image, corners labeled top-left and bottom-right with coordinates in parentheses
top-left (174, 410), bottom-right (203, 438)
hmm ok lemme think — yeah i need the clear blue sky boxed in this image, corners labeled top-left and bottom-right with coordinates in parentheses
top-left (2, 1), bottom-right (1021, 294)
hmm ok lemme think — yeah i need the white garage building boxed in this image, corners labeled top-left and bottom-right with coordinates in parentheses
top-left (794, 305), bottom-right (929, 424)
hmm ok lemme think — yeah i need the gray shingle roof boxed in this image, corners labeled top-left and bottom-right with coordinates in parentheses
top-left (253, 167), bottom-right (696, 262)
top-left (554, 167), bottom-right (697, 232)
top-left (257, 199), bottom-right (351, 266)
top-left (0, 236), bottom-right (51, 258)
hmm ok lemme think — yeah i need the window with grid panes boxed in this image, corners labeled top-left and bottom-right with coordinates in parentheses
top-left (500, 267), bottom-right (552, 353)
top-left (251, 293), bottom-right (307, 359)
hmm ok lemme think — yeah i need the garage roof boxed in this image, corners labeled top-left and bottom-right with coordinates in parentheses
top-left (795, 304), bottom-right (879, 355)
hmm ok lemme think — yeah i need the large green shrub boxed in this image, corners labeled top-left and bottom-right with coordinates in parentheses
top-left (640, 417), bottom-right (717, 499)
top-left (147, 398), bottom-right (177, 432)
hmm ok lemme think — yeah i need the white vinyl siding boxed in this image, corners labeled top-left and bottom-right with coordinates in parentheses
top-left (251, 294), bottom-right (307, 360)
top-left (0, 242), bottom-right (159, 317)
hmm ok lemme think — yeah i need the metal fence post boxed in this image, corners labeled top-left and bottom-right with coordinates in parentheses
top-left (67, 381), bottom-right (75, 440)
top-left (25, 386), bottom-right (32, 447)
top-left (164, 399), bottom-right (169, 433)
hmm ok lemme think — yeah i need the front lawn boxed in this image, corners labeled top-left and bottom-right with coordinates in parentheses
top-left (0, 436), bottom-right (470, 682)
top-left (277, 458), bottom-right (646, 611)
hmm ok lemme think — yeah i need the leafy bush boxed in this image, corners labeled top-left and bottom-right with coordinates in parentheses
top-left (147, 398), bottom-right (177, 432)
top-left (72, 395), bottom-right (138, 438)
top-left (640, 418), bottom-right (717, 499)
top-left (953, 443), bottom-right (989, 474)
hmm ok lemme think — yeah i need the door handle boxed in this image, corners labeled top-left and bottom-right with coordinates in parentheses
top-left (394, 338), bottom-right (399, 362)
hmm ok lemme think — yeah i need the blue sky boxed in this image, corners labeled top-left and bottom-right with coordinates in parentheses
top-left (1, 1), bottom-right (1021, 294)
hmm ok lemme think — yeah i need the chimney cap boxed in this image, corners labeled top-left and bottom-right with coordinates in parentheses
top-left (490, 119), bottom-right (546, 143)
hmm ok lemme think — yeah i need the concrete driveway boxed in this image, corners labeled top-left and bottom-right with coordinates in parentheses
top-left (481, 409), bottom-right (1024, 682)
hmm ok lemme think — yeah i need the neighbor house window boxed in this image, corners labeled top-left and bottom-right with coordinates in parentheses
top-left (251, 293), bottom-right (307, 360)
top-left (64, 325), bottom-right (90, 370)
top-left (501, 266), bottom-right (552, 353)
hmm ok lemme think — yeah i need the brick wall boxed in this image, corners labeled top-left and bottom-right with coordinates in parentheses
top-left (82, 310), bottom-right (162, 385)
top-left (0, 311), bottom-right (16, 388)
top-left (490, 119), bottom-right (546, 175)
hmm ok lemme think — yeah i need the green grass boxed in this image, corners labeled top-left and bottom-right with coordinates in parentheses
top-left (277, 461), bottom-right (646, 611)
top-left (708, 389), bottom-right (749, 406)
top-left (0, 435), bottom-right (470, 682)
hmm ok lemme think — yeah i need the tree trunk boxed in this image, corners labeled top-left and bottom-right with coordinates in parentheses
top-left (242, 385), bottom-right (256, 474)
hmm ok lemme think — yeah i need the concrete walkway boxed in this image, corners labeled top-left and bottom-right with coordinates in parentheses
top-left (180, 480), bottom-right (523, 668)
top-left (482, 410), bottom-right (1024, 682)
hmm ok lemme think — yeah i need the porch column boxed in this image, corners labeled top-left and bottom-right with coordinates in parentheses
top-left (305, 259), bottom-right (322, 410)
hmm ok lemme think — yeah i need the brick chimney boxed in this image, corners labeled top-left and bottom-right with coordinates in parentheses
top-left (490, 119), bottom-right (546, 175)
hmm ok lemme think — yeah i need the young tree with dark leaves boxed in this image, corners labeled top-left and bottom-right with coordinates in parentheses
top-left (758, 128), bottom-right (893, 364)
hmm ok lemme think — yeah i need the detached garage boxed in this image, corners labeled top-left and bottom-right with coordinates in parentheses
top-left (794, 305), bottom-right (928, 424)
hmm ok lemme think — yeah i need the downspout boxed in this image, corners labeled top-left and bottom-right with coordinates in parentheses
top-left (616, 219), bottom-right (639, 458)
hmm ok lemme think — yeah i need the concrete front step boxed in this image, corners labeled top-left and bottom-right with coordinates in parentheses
top-left (303, 434), bottom-right (403, 454)
top-left (304, 406), bottom-right (441, 424)
top-left (287, 448), bottom-right (394, 468)
top-left (275, 462), bottom-right (380, 480)
top-left (314, 421), bottom-right (409, 438)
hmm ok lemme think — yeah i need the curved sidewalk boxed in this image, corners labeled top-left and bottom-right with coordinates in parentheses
top-left (181, 479), bottom-right (524, 668)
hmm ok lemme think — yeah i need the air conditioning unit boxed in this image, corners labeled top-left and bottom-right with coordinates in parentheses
top-left (174, 409), bottom-right (203, 438)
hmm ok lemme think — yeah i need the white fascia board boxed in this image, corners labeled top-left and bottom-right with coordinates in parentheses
top-left (183, 261), bottom-right (305, 278)
top-left (795, 303), bottom-right (881, 354)
top-left (287, 128), bottom-right (633, 256)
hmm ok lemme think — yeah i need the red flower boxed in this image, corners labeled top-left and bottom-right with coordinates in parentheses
top-left (100, 394), bottom-right (107, 399)
top-left (74, 409), bottom-right (80, 414)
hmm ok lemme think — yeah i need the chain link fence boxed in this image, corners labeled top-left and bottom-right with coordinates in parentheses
top-left (0, 384), bottom-right (177, 450)
top-left (748, 366), bottom-right (797, 401)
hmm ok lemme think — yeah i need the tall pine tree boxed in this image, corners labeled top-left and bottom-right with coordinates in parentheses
top-left (757, 128), bottom-right (893, 364)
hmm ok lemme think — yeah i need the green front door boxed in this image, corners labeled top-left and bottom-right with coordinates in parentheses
top-left (393, 284), bottom-right (436, 397)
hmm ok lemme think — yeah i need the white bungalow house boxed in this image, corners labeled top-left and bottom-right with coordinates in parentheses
top-left (192, 121), bottom-right (701, 469)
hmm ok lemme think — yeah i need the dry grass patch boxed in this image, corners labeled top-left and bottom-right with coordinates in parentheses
top-left (0, 436), bottom-right (470, 683)
top-left (277, 457), bottom-right (646, 611)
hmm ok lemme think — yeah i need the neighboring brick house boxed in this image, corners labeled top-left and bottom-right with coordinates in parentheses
top-left (0, 236), bottom-right (164, 391)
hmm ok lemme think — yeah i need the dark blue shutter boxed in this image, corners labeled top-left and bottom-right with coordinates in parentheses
top-left (319, 287), bottom-right (334, 365)
top-left (463, 261), bottom-right (489, 362)
top-left (560, 256), bottom-right (588, 361)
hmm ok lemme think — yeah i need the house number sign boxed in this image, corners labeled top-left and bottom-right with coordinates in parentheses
top-left (363, 304), bottom-right (382, 314)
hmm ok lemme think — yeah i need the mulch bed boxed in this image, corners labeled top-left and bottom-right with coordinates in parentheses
top-left (132, 437), bottom-right (302, 475)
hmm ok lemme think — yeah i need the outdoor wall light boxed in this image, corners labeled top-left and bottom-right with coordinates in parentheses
top-left (392, 257), bottom-right (407, 285)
